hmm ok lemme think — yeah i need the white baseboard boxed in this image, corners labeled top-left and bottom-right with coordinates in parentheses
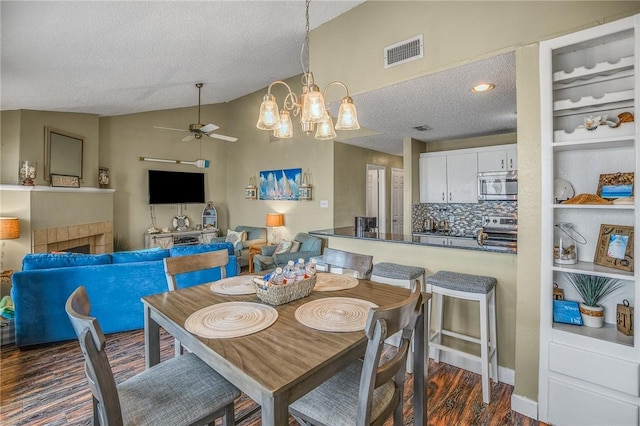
top-left (428, 347), bottom-right (515, 386)
top-left (510, 393), bottom-right (538, 420)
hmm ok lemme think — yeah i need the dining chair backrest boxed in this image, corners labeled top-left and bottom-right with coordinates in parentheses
top-left (359, 282), bottom-right (422, 425)
top-left (163, 249), bottom-right (229, 291)
top-left (66, 286), bottom-right (124, 425)
top-left (323, 247), bottom-right (374, 279)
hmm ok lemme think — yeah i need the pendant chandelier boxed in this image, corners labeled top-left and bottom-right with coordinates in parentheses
top-left (256, 0), bottom-right (360, 140)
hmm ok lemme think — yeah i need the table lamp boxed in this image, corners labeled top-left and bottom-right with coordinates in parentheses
top-left (266, 213), bottom-right (284, 244)
top-left (0, 217), bottom-right (20, 272)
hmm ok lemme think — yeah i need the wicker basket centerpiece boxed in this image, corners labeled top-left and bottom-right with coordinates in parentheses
top-left (252, 275), bottom-right (317, 306)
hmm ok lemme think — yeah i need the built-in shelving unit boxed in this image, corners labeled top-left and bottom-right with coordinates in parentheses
top-left (539, 14), bottom-right (639, 425)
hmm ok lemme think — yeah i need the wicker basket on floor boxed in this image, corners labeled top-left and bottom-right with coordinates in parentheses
top-left (252, 275), bottom-right (317, 306)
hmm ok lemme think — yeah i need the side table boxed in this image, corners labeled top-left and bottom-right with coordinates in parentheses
top-left (248, 243), bottom-right (267, 273)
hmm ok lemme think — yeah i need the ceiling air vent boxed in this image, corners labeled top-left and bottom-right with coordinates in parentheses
top-left (384, 35), bottom-right (423, 69)
top-left (412, 124), bottom-right (433, 132)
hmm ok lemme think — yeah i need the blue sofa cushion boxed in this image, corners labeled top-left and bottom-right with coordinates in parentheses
top-left (12, 260), bottom-right (167, 346)
top-left (22, 253), bottom-right (112, 271)
top-left (111, 247), bottom-right (170, 264)
top-left (169, 242), bottom-right (234, 257)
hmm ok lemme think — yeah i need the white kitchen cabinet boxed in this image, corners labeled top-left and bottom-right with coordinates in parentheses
top-left (419, 150), bottom-right (478, 203)
top-left (420, 155), bottom-right (447, 203)
top-left (477, 144), bottom-right (517, 172)
top-left (538, 14), bottom-right (639, 425)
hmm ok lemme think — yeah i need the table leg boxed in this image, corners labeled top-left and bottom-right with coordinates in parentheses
top-left (144, 304), bottom-right (160, 369)
top-left (260, 393), bottom-right (289, 426)
top-left (413, 298), bottom-right (428, 426)
top-left (249, 252), bottom-right (254, 273)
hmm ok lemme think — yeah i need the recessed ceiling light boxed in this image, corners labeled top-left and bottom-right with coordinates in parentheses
top-left (472, 83), bottom-right (495, 93)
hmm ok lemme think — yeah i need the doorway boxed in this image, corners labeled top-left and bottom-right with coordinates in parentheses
top-left (391, 168), bottom-right (404, 235)
top-left (366, 164), bottom-right (386, 233)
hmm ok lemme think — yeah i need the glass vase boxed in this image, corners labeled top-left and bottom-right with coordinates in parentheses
top-left (19, 161), bottom-right (37, 186)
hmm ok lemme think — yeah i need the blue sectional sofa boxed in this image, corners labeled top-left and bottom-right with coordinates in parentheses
top-left (11, 242), bottom-right (237, 348)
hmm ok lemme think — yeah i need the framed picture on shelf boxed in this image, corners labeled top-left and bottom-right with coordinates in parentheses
top-left (50, 174), bottom-right (80, 188)
top-left (593, 224), bottom-right (634, 272)
top-left (596, 172), bottom-right (634, 199)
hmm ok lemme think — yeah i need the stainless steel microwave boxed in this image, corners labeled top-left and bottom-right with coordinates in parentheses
top-left (478, 171), bottom-right (517, 201)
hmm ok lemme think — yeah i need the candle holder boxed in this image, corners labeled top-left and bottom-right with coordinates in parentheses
top-left (19, 161), bottom-right (37, 186)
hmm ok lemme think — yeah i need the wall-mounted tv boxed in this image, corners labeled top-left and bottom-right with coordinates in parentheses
top-left (148, 170), bottom-right (205, 204)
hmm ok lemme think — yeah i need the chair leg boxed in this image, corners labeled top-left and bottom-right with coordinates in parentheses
top-left (220, 402), bottom-right (235, 426)
top-left (174, 337), bottom-right (183, 357)
top-left (489, 288), bottom-right (499, 383)
top-left (432, 292), bottom-right (444, 363)
top-left (479, 294), bottom-right (490, 404)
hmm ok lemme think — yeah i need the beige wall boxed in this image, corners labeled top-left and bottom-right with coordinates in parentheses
top-left (99, 104), bottom-right (231, 247)
top-left (1, 110), bottom-right (21, 184)
top-left (220, 76), bottom-right (337, 243)
top-left (334, 142), bottom-right (403, 229)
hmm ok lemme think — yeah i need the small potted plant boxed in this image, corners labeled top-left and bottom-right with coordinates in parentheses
top-left (566, 273), bottom-right (624, 328)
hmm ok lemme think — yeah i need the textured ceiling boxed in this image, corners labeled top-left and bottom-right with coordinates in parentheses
top-left (1, 1), bottom-right (517, 156)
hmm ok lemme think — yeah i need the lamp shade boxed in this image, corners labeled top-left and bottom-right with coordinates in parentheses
top-left (0, 217), bottom-right (20, 240)
top-left (266, 213), bottom-right (284, 227)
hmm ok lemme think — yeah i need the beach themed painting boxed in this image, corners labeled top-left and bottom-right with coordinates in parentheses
top-left (259, 168), bottom-right (302, 200)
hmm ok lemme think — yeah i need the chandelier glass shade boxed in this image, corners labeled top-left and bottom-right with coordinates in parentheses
top-left (256, 0), bottom-right (360, 140)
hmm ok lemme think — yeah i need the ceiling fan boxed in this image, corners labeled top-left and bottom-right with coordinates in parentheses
top-left (153, 83), bottom-right (238, 142)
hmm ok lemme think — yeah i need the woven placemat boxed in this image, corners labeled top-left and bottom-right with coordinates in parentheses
top-left (295, 297), bottom-right (377, 332)
top-left (313, 273), bottom-right (359, 292)
top-left (185, 302), bottom-right (278, 339)
top-left (210, 275), bottom-right (260, 295)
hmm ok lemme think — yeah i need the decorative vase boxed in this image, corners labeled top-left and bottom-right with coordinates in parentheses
top-left (579, 303), bottom-right (604, 328)
top-left (19, 161), bottom-right (37, 186)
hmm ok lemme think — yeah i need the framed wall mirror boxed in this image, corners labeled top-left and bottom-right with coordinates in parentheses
top-left (45, 127), bottom-right (84, 181)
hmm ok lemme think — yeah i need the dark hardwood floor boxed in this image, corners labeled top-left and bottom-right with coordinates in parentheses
top-left (0, 325), bottom-right (543, 426)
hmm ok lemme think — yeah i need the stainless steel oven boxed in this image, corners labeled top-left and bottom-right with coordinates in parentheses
top-left (478, 170), bottom-right (517, 201)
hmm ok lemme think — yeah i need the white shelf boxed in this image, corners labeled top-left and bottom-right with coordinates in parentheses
top-left (553, 89), bottom-right (635, 111)
top-left (553, 56), bottom-right (635, 84)
top-left (552, 260), bottom-right (634, 280)
top-left (552, 135), bottom-right (635, 151)
top-left (539, 14), bottom-right (639, 424)
top-left (552, 203), bottom-right (634, 210)
top-left (553, 122), bottom-right (634, 142)
top-left (552, 322), bottom-right (634, 348)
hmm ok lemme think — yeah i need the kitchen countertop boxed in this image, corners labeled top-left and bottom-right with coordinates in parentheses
top-left (309, 227), bottom-right (517, 254)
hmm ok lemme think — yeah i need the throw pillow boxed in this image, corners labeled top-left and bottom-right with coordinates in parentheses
top-left (225, 229), bottom-right (246, 245)
top-left (290, 240), bottom-right (301, 253)
top-left (273, 240), bottom-right (293, 255)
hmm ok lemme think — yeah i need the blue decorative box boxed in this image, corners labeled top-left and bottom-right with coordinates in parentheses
top-left (553, 300), bottom-right (583, 325)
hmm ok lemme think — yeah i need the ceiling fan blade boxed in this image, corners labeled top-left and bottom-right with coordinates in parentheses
top-left (181, 134), bottom-right (195, 142)
top-left (207, 133), bottom-right (238, 142)
top-left (199, 123), bottom-right (219, 133)
top-left (153, 126), bottom-right (189, 132)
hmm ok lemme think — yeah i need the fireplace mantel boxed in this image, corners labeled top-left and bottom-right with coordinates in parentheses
top-left (0, 185), bottom-right (115, 271)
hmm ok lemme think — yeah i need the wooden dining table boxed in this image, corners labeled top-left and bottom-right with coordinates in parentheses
top-left (142, 277), bottom-right (429, 426)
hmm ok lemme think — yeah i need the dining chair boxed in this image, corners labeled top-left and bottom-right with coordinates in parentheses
top-left (289, 282), bottom-right (423, 426)
top-left (65, 286), bottom-right (240, 426)
top-left (164, 249), bottom-right (229, 356)
top-left (322, 247), bottom-right (374, 279)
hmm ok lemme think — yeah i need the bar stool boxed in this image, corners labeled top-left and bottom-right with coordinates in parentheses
top-left (427, 270), bottom-right (498, 404)
top-left (371, 262), bottom-right (425, 291)
top-left (371, 262), bottom-right (426, 373)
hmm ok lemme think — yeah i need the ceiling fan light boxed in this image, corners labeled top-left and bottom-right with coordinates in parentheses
top-left (256, 94), bottom-right (280, 130)
top-left (315, 112), bottom-right (336, 140)
top-left (300, 85), bottom-right (326, 124)
top-left (274, 111), bottom-right (293, 138)
top-left (334, 96), bottom-right (360, 130)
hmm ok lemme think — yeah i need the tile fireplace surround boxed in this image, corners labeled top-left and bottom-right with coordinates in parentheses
top-left (32, 221), bottom-right (112, 254)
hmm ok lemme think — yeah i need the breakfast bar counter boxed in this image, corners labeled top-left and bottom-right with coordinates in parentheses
top-left (310, 226), bottom-right (517, 254)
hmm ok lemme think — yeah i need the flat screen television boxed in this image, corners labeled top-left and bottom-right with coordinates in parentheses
top-left (148, 170), bottom-right (205, 204)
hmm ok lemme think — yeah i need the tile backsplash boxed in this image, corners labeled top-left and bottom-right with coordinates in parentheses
top-left (412, 201), bottom-right (518, 236)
